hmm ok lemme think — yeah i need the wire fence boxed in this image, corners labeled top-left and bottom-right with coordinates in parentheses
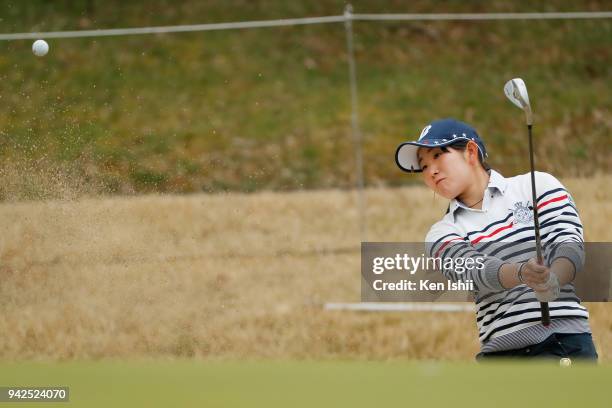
top-left (1, 10), bottom-right (611, 40)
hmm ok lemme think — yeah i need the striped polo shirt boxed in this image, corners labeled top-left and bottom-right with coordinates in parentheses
top-left (425, 169), bottom-right (590, 352)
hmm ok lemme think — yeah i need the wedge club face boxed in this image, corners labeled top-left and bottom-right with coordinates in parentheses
top-left (504, 78), bottom-right (533, 126)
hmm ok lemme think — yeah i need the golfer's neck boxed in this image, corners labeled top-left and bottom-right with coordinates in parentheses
top-left (458, 168), bottom-right (490, 210)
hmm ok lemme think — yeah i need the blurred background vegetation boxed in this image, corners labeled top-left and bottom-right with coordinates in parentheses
top-left (0, 0), bottom-right (610, 198)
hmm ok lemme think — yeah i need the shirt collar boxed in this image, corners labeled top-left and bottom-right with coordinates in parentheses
top-left (447, 169), bottom-right (508, 219)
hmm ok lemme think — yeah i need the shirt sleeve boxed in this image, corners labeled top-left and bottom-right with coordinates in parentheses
top-left (425, 220), bottom-right (506, 293)
top-left (533, 171), bottom-right (585, 274)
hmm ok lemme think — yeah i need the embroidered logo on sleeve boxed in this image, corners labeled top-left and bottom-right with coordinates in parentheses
top-left (512, 202), bottom-right (533, 224)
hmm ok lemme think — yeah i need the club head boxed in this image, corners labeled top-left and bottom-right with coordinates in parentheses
top-left (504, 78), bottom-right (533, 125)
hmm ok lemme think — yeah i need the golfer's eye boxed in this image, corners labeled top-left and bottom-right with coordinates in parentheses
top-left (421, 165), bottom-right (428, 171)
top-left (433, 153), bottom-right (441, 159)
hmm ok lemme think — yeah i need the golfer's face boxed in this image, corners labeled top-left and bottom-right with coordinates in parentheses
top-left (417, 147), bottom-right (469, 199)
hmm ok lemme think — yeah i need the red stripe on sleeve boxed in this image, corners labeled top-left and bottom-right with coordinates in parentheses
top-left (537, 194), bottom-right (568, 210)
top-left (435, 237), bottom-right (464, 258)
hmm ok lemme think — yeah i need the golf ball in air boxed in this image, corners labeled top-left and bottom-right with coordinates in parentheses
top-left (32, 39), bottom-right (49, 57)
top-left (559, 357), bottom-right (572, 367)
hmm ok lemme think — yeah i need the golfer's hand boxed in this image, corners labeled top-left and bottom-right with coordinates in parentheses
top-left (521, 258), bottom-right (550, 291)
top-left (534, 272), bottom-right (561, 302)
top-left (521, 258), bottom-right (561, 302)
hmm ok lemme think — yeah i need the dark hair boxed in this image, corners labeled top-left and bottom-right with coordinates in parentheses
top-left (440, 140), bottom-right (491, 171)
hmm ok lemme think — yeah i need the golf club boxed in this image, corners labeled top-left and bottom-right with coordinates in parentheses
top-left (504, 78), bottom-right (550, 326)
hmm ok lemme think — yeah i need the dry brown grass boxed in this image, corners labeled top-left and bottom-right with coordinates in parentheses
top-left (1, 175), bottom-right (611, 361)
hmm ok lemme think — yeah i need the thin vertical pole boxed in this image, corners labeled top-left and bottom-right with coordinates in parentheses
top-left (344, 4), bottom-right (367, 241)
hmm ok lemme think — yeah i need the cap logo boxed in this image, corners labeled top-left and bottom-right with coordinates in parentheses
top-left (418, 125), bottom-right (432, 140)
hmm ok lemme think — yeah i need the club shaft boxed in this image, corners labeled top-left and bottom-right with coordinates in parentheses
top-left (527, 124), bottom-right (550, 326)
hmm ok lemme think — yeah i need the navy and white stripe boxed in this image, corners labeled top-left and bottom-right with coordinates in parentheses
top-left (425, 170), bottom-right (590, 351)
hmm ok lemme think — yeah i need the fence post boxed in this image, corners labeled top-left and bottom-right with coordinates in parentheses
top-left (344, 4), bottom-right (367, 242)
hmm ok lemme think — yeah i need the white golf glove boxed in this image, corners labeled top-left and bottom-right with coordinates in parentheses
top-left (534, 272), bottom-right (561, 302)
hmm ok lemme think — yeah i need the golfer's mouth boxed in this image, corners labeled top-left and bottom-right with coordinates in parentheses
top-left (435, 178), bottom-right (446, 186)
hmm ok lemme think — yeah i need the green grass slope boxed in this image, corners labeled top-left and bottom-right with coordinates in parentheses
top-left (0, 1), bottom-right (610, 198)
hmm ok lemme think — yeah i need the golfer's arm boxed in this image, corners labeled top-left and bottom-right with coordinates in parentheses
top-left (550, 257), bottom-right (576, 286)
top-left (498, 263), bottom-right (522, 289)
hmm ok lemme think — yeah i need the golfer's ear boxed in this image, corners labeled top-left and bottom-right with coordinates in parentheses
top-left (467, 141), bottom-right (479, 165)
top-left (465, 141), bottom-right (478, 164)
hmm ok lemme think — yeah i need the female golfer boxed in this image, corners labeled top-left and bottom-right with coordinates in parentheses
top-left (395, 118), bottom-right (598, 360)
